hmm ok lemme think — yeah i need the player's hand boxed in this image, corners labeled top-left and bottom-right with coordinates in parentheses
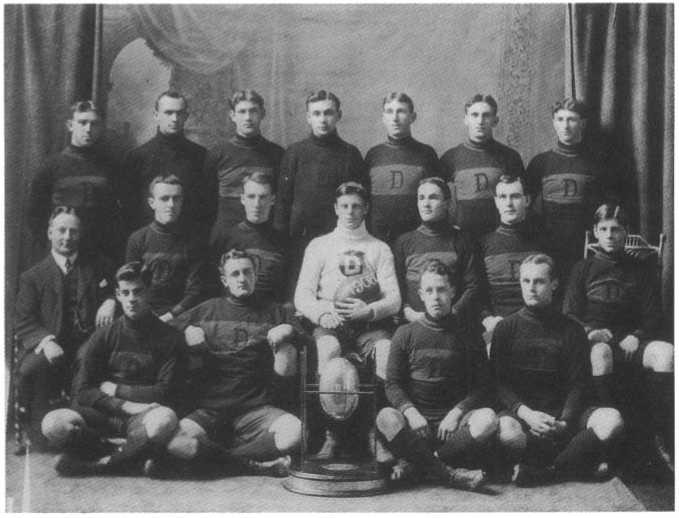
top-left (587, 328), bottom-right (613, 344)
top-left (158, 312), bottom-right (174, 323)
top-left (403, 307), bottom-right (425, 323)
top-left (99, 381), bottom-right (117, 396)
top-left (519, 407), bottom-right (556, 436)
top-left (42, 339), bottom-right (64, 364)
top-left (437, 408), bottom-right (463, 441)
top-left (184, 325), bottom-right (206, 347)
top-left (404, 407), bottom-right (429, 439)
top-left (319, 311), bottom-right (343, 329)
top-left (95, 298), bottom-right (116, 327)
top-left (482, 315), bottom-right (503, 335)
top-left (619, 334), bottom-right (640, 361)
top-left (121, 401), bottom-right (158, 415)
top-left (267, 324), bottom-right (294, 350)
top-left (334, 298), bottom-right (372, 322)
top-left (549, 419), bottom-right (569, 438)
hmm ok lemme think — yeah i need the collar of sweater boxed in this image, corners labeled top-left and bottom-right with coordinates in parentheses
top-left (225, 293), bottom-right (257, 307)
top-left (417, 220), bottom-right (452, 237)
top-left (554, 140), bottom-right (584, 157)
top-left (332, 221), bottom-right (370, 241)
top-left (151, 220), bottom-right (181, 235)
top-left (519, 305), bottom-right (560, 323)
top-left (463, 138), bottom-right (494, 151)
top-left (154, 129), bottom-right (185, 146)
top-left (386, 135), bottom-right (414, 147)
top-left (592, 246), bottom-right (625, 263)
top-left (309, 131), bottom-right (342, 147)
top-left (240, 219), bottom-right (271, 232)
top-left (420, 312), bottom-right (457, 331)
top-left (232, 133), bottom-right (263, 148)
top-left (123, 311), bottom-right (156, 331)
top-left (496, 220), bottom-right (529, 236)
top-left (66, 143), bottom-right (98, 158)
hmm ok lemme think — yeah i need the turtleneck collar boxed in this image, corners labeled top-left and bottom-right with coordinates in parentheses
top-left (497, 220), bottom-right (529, 234)
top-left (520, 304), bottom-right (559, 322)
top-left (334, 221), bottom-right (370, 240)
top-left (555, 140), bottom-right (584, 156)
top-left (151, 220), bottom-right (181, 234)
top-left (226, 293), bottom-right (256, 307)
top-left (593, 246), bottom-right (625, 262)
top-left (421, 311), bottom-right (457, 331)
top-left (232, 133), bottom-right (262, 148)
top-left (124, 311), bottom-right (155, 331)
top-left (155, 129), bottom-right (184, 144)
top-left (310, 131), bottom-right (342, 146)
top-left (387, 135), bottom-right (414, 146)
top-left (418, 219), bottom-right (452, 236)
top-left (241, 219), bottom-right (271, 232)
top-left (464, 137), bottom-right (493, 151)
top-left (67, 143), bottom-right (97, 157)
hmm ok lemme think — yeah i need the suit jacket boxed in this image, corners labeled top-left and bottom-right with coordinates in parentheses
top-left (14, 253), bottom-right (115, 351)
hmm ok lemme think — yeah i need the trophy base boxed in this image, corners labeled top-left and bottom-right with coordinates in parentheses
top-left (283, 459), bottom-right (388, 497)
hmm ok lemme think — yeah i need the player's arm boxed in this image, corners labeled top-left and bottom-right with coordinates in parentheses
top-left (451, 233), bottom-right (482, 321)
top-left (561, 260), bottom-right (591, 333)
top-left (294, 241), bottom-right (335, 324)
top-left (366, 246), bottom-right (401, 320)
top-left (489, 320), bottom-right (524, 414)
top-left (557, 323), bottom-right (589, 430)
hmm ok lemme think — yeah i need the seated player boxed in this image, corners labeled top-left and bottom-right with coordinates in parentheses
top-left (126, 175), bottom-right (207, 321)
top-left (41, 262), bottom-right (182, 476)
top-left (14, 207), bottom-right (116, 445)
top-left (365, 92), bottom-right (440, 243)
top-left (479, 174), bottom-right (544, 347)
top-left (394, 177), bottom-right (480, 326)
top-left (563, 204), bottom-right (673, 467)
top-left (491, 254), bottom-right (624, 485)
top-left (210, 171), bottom-right (288, 302)
top-left (146, 249), bottom-right (301, 478)
top-left (376, 259), bottom-right (496, 491)
top-left (295, 181), bottom-right (400, 456)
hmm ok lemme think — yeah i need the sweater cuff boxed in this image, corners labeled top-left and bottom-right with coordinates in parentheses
top-left (398, 402), bottom-right (415, 414)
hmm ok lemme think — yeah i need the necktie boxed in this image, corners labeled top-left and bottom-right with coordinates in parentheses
top-left (65, 258), bottom-right (73, 274)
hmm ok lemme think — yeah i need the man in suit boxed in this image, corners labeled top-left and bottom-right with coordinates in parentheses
top-left (14, 206), bottom-right (116, 442)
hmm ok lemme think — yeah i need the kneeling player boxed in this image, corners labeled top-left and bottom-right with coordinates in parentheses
top-left (148, 249), bottom-right (302, 477)
top-left (563, 204), bottom-right (673, 467)
top-left (492, 254), bottom-right (624, 485)
top-left (376, 260), bottom-right (496, 491)
top-left (41, 262), bottom-right (183, 476)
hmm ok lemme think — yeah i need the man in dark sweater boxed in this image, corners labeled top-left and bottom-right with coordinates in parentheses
top-left (376, 259), bottom-right (496, 491)
top-left (206, 90), bottom-right (284, 245)
top-left (526, 98), bottom-right (620, 284)
top-left (41, 262), bottom-right (182, 476)
top-left (365, 92), bottom-right (440, 243)
top-left (491, 254), bottom-right (623, 485)
top-left (27, 100), bottom-right (125, 260)
top-left (210, 171), bottom-right (288, 301)
top-left (394, 177), bottom-right (480, 326)
top-left (126, 175), bottom-right (206, 321)
top-left (148, 249), bottom-right (301, 477)
top-left (121, 90), bottom-right (209, 235)
top-left (563, 204), bottom-right (673, 468)
top-left (15, 207), bottom-right (116, 446)
top-left (479, 175), bottom-right (543, 347)
top-left (440, 94), bottom-right (525, 238)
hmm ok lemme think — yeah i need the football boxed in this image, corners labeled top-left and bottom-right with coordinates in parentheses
top-left (334, 272), bottom-right (381, 304)
top-left (318, 357), bottom-right (360, 421)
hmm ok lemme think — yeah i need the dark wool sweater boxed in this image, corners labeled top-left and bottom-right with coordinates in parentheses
top-left (393, 220), bottom-right (480, 321)
top-left (562, 248), bottom-right (661, 340)
top-left (28, 144), bottom-right (124, 255)
top-left (386, 314), bottom-right (490, 421)
top-left (126, 221), bottom-right (206, 316)
top-left (273, 132), bottom-right (366, 239)
top-left (440, 139), bottom-right (525, 237)
top-left (365, 136), bottom-right (440, 243)
top-left (490, 306), bottom-right (589, 427)
top-left (121, 131), bottom-right (208, 232)
top-left (205, 133), bottom-right (284, 242)
top-left (73, 313), bottom-right (181, 416)
top-left (172, 295), bottom-right (301, 418)
top-left (526, 141), bottom-right (620, 260)
top-left (210, 220), bottom-right (288, 302)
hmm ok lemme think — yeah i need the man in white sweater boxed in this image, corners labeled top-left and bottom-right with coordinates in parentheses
top-left (295, 181), bottom-right (401, 457)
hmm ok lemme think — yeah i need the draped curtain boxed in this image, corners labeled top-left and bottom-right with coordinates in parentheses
top-left (567, 3), bottom-right (674, 323)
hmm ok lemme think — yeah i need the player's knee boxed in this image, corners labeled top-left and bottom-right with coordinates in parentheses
top-left (373, 339), bottom-right (391, 381)
top-left (498, 416), bottom-right (526, 451)
top-left (590, 342), bottom-right (614, 376)
top-left (270, 413), bottom-right (302, 453)
top-left (274, 343), bottom-right (298, 377)
top-left (587, 407), bottom-right (624, 442)
top-left (41, 408), bottom-right (83, 447)
top-left (143, 406), bottom-right (178, 443)
top-left (643, 341), bottom-right (674, 373)
top-left (166, 418), bottom-right (206, 460)
top-left (376, 407), bottom-right (406, 441)
top-left (316, 335), bottom-right (341, 371)
top-left (468, 408), bottom-right (498, 440)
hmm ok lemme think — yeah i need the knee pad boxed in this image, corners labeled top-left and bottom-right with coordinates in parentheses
top-left (590, 342), bottom-right (614, 376)
top-left (270, 413), bottom-right (302, 452)
top-left (643, 341), bottom-right (674, 373)
top-left (273, 344), bottom-right (298, 377)
top-left (375, 407), bottom-right (406, 440)
top-left (373, 339), bottom-right (391, 381)
top-left (468, 408), bottom-right (498, 440)
top-left (316, 335), bottom-right (342, 371)
top-left (498, 416), bottom-right (526, 450)
top-left (143, 406), bottom-right (178, 442)
top-left (41, 408), bottom-right (83, 446)
top-left (166, 419), bottom-right (206, 459)
top-left (587, 407), bottom-right (624, 442)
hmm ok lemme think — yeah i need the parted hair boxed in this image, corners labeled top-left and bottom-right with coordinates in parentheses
top-left (241, 170), bottom-right (274, 189)
top-left (419, 258), bottom-right (454, 286)
top-left (69, 100), bottom-right (100, 119)
top-left (418, 177), bottom-right (451, 200)
top-left (219, 248), bottom-right (256, 275)
top-left (115, 261), bottom-right (152, 288)
top-left (593, 203), bottom-right (629, 229)
top-left (335, 181), bottom-right (369, 204)
top-left (48, 206), bottom-right (80, 226)
top-left (229, 89), bottom-right (265, 111)
top-left (521, 253), bottom-right (556, 280)
top-left (552, 97), bottom-right (588, 118)
top-left (306, 90), bottom-right (341, 111)
top-left (148, 174), bottom-right (184, 196)
top-left (494, 173), bottom-right (528, 196)
top-left (464, 94), bottom-right (498, 115)
top-left (383, 92), bottom-right (414, 113)
top-left (154, 90), bottom-right (188, 111)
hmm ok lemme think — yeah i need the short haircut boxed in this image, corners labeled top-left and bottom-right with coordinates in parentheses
top-left (419, 258), bottom-right (454, 286)
top-left (521, 253), bottom-right (556, 280)
top-left (115, 261), bottom-right (152, 288)
top-left (241, 170), bottom-right (274, 190)
top-left (148, 174), bottom-right (184, 196)
top-left (383, 92), bottom-right (414, 113)
top-left (229, 89), bottom-right (265, 111)
top-left (306, 90), bottom-right (341, 111)
top-left (418, 177), bottom-right (451, 200)
top-left (494, 174), bottom-right (528, 196)
top-left (464, 94), bottom-right (498, 115)
top-left (593, 203), bottom-right (629, 229)
top-left (335, 181), bottom-right (369, 204)
top-left (219, 248), bottom-right (256, 275)
top-left (552, 97), bottom-right (588, 118)
top-left (69, 100), bottom-right (100, 119)
top-left (48, 206), bottom-right (80, 226)
top-left (155, 90), bottom-right (188, 111)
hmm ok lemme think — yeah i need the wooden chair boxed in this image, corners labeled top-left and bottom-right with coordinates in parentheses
top-left (584, 231), bottom-right (665, 267)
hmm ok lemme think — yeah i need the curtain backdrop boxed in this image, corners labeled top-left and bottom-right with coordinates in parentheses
top-left (4, 5), bottom-right (100, 350)
top-left (567, 3), bottom-right (674, 323)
